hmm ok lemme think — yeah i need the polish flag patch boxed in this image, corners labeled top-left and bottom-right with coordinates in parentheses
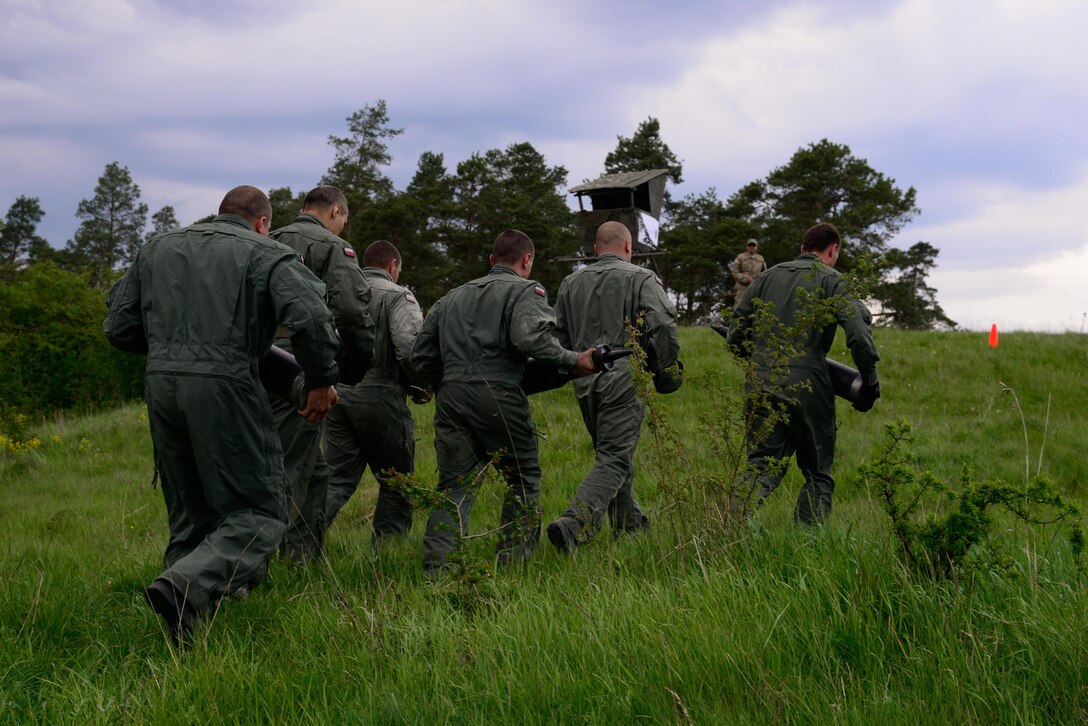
top-left (405, 293), bottom-right (417, 304)
top-left (534, 286), bottom-right (546, 297)
top-left (343, 247), bottom-right (356, 257)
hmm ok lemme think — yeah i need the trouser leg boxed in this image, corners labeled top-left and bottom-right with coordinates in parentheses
top-left (369, 398), bottom-right (416, 540)
top-left (148, 375), bottom-right (287, 615)
top-left (793, 388), bottom-right (836, 524)
top-left (423, 390), bottom-right (482, 572)
top-left (323, 400), bottom-right (368, 529)
top-left (562, 382), bottom-right (645, 541)
top-left (272, 396), bottom-right (325, 562)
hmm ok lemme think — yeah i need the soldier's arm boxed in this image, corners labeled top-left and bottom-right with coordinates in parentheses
top-left (726, 282), bottom-right (756, 357)
top-left (552, 280), bottom-right (573, 350)
top-left (268, 255), bottom-right (340, 388)
top-left (408, 299), bottom-right (444, 390)
top-left (639, 274), bottom-right (680, 370)
top-left (390, 290), bottom-right (424, 371)
top-left (103, 255), bottom-right (148, 354)
top-left (323, 247), bottom-right (375, 373)
top-left (509, 284), bottom-right (580, 370)
top-left (833, 281), bottom-right (880, 384)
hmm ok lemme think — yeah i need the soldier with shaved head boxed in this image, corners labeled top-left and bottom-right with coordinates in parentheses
top-left (547, 221), bottom-right (681, 552)
top-left (105, 185), bottom-right (340, 640)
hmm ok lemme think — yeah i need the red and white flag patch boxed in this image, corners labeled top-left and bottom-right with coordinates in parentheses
top-left (343, 247), bottom-right (356, 257)
top-left (405, 293), bottom-right (417, 304)
top-left (534, 286), bottom-right (546, 297)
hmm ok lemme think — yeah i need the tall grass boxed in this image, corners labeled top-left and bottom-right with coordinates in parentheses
top-left (1, 328), bottom-right (1086, 723)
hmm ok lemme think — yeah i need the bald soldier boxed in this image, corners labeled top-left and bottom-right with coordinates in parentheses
top-left (410, 230), bottom-right (597, 573)
top-left (324, 240), bottom-right (427, 542)
top-left (547, 221), bottom-right (681, 551)
top-left (105, 186), bottom-right (340, 640)
top-left (269, 186), bottom-right (375, 563)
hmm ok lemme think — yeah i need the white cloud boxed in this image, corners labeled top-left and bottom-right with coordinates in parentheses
top-left (930, 241), bottom-right (1088, 332)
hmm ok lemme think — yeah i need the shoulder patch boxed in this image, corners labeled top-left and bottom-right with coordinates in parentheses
top-left (343, 247), bottom-right (356, 257)
top-left (655, 276), bottom-right (664, 286)
top-left (534, 286), bottom-right (546, 297)
top-left (405, 292), bottom-right (417, 304)
top-left (297, 254), bottom-right (305, 264)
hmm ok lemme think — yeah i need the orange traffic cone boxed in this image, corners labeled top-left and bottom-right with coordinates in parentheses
top-left (988, 324), bottom-right (999, 348)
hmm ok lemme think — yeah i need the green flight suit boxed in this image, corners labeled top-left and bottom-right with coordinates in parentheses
top-left (268, 213), bottom-right (375, 561)
top-left (726, 253), bottom-right (879, 523)
top-left (551, 253), bottom-right (680, 545)
top-left (324, 267), bottom-right (424, 540)
top-left (104, 214), bottom-right (339, 617)
top-left (410, 264), bottom-right (580, 572)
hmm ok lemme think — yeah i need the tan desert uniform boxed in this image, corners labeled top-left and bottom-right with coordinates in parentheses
top-left (269, 213), bottom-right (375, 561)
top-left (731, 249), bottom-right (767, 308)
top-left (324, 266), bottom-right (424, 539)
top-left (550, 254), bottom-right (680, 546)
top-left (410, 264), bottom-right (580, 572)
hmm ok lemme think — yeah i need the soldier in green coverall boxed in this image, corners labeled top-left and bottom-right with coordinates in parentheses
top-left (104, 186), bottom-right (340, 639)
top-left (269, 186), bottom-right (375, 562)
top-left (726, 223), bottom-right (880, 524)
top-left (324, 240), bottom-right (428, 542)
top-left (410, 230), bottom-right (597, 573)
top-left (547, 221), bottom-right (681, 551)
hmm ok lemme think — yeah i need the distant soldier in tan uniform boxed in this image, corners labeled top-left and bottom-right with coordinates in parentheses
top-left (731, 238), bottom-right (767, 309)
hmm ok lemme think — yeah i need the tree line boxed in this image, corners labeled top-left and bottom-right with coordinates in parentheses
top-left (0, 101), bottom-right (952, 426)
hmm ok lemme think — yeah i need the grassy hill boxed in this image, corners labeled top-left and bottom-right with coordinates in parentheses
top-left (2, 327), bottom-right (1086, 723)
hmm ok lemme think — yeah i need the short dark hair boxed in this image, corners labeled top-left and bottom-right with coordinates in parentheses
top-left (801, 223), bottom-right (841, 252)
top-left (491, 229), bottom-right (534, 265)
top-left (362, 239), bottom-right (401, 269)
top-left (219, 186), bottom-right (272, 223)
top-left (303, 185), bottom-right (348, 214)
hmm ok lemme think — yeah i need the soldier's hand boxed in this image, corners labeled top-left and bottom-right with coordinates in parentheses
top-left (570, 348), bottom-right (596, 378)
top-left (298, 385), bottom-right (338, 422)
top-left (408, 385), bottom-right (433, 405)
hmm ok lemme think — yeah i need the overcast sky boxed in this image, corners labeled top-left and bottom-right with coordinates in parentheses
top-left (2, 0), bottom-right (1086, 331)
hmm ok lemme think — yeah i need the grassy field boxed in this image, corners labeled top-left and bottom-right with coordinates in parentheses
top-left (2, 327), bottom-right (1087, 724)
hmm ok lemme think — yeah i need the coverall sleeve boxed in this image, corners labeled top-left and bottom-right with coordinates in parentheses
top-left (726, 280), bottom-right (758, 357)
top-left (509, 284), bottom-right (579, 369)
top-left (324, 250), bottom-right (375, 373)
top-left (389, 291), bottom-right (424, 372)
top-left (552, 279), bottom-right (573, 350)
top-left (268, 256), bottom-right (340, 387)
top-left (834, 281), bottom-right (880, 384)
top-left (640, 274), bottom-right (680, 370)
top-left (408, 299), bottom-right (445, 390)
top-left (103, 257), bottom-right (148, 354)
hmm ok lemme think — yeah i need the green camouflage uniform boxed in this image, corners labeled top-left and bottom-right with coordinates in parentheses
top-left (104, 214), bottom-right (339, 617)
top-left (268, 213), bottom-right (375, 561)
top-left (727, 253), bottom-right (879, 523)
top-left (551, 253), bottom-right (680, 545)
top-left (324, 267), bottom-right (424, 540)
top-left (731, 250), bottom-right (767, 309)
top-left (410, 264), bottom-right (580, 571)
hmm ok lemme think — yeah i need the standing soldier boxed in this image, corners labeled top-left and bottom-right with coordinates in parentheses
top-left (547, 221), bottom-right (681, 551)
top-left (410, 230), bottom-right (597, 574)
top-left (731, 238), bottom-right (767, 309)
top-left (324, 240), bottom-right (428, 543)
top-left (104, 186), bottom-right (340, 640)
top-left (269, 186), bottom-right (375, 563)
